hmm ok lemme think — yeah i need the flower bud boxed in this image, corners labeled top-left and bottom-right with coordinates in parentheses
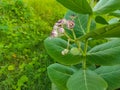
top-left (70, 47), bottom-right (80, 55)
top-left (67, 20), bottom-right (75, 29)
top-left (61, 49), bottom-right (69, 55)
top-left (58, 28), bottom-right (64, 34)
top-left (53, 25), bottom-right (58, 30)
top-left (50, 30), bottom-right (58, 38)
top-left (55, 19), bottom-right (67, 26)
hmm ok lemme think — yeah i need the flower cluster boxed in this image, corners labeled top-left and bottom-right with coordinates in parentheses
top-left (50, 19), bottom-right (75, 38)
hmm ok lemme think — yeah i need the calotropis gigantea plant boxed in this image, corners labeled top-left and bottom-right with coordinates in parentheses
top-left (44, 0), bottom-right (120, 90)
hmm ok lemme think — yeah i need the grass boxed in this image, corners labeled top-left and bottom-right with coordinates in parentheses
top-left (0, 0), bottom-right (66, 90)
top-left (23, 0), bottom-right (66, 26)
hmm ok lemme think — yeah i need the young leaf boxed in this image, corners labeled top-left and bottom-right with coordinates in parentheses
top-left (87, 39), bottom-right (120, 65)
top-left (56, 0), bottom-right (92, 14)
top-left (95, 16), bottom-right (108, 25)
top-left (64, 10), bottom-right (96, 37)
top-left (95, 65), bottom-right (120, 90)
top-left (44, 37), bottom-right (83, 65)
top-left (79, 23), bottom-right (120, 40)
top-left (94, 0), bottom-right (120, 15)
top-left (67, 69), bottom-right (108, 90)
top-left (47, 63), bottom-right (74, 90)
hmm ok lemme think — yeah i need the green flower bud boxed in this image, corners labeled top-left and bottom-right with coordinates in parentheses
top-left (70, 47), bottom-right (80, 55)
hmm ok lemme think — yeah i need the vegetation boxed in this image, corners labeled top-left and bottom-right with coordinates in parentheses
top-left (0, 0), bottom-right (66, 90)
top-left (44, 0), bottom-right (120, 90)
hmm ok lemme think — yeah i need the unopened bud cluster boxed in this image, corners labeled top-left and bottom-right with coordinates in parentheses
top-left (50, 19), bottom-right (75, 38)
top-left (61, 49), bottom-right (69, 55)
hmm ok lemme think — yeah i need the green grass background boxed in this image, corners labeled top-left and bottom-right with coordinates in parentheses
top-left (0, 0), bottom-right (66, 90)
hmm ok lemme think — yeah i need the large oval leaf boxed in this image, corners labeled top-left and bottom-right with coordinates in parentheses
top-left (47, 63), bottom-right (74, 90)
top-left (79, 23), bottom-right (120, 40)
top-left (64, 10), bottom-right (96, 37)
top-left (94, 0), bottom-right (120, 15)
top-left (87, 39), bottom-right (120, 65)
top-left (56, 0), bottom-right (92, 14)
top-left (95, 65), bottom-right (120, 90)
top-left (44, 37), bottom-right (83, 65)
top-left (67, 69), bottom-right (108, 90)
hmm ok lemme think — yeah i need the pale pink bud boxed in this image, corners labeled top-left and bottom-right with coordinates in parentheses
top-left (55, 19), bottom-right (67, 26)
top-left (53, 25), bottom-right (58, 30)
top-left (50, 30), bottom-right (58, 38)
top-left (61, 49), bottom-right (69, 55)
top-left (62, 19), bottom-right (67, 24)
top-left (67, 20), bottom-right (75, 29)
top-left (58, 28), bottom-right (64, 34)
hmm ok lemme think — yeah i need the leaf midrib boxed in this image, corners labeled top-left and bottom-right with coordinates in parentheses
top-left (83, 70), bottom-right (88, 90)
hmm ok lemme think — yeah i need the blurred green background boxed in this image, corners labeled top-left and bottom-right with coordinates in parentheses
top-left (0, 0), bottom-right (66, 90)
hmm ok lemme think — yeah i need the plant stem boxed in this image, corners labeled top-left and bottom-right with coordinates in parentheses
top-left (64, 32), bottom-right (74, 42)
top-left (86, 15), bottom-right (92, 33)
top-left (71, 29), bottom-right (76, 40)
top-left (77, 41), bottom-right (84, 55)
top-left (71, 29), bottom-right (85, 55)
top-left (83, 55), bottom-right (87, 70)
top-left (90, 0), bottom-right (94, 7)
top-left (82, 15), bottom-right (92, 70)
top-left (67, 39), bottom-right (70, 49)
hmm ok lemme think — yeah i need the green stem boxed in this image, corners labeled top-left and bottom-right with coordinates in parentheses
top-left (82, 39), bottom-right (88, 70)
top-left (71, 29), bottom-right (84, 55)
top-left (64, 32), bottom-right (74, 42)
top-left (67, 39), bottom-right (70, 49)
top-left (90, 0), bottom-right (94, 7)
top-left (86, 15), bottom-right (92, 33)
top-left (77, 41), bottom-right (84, 55)
top-left (83, 55), bottom-right (87, 70)
top-left (71, 29), bottom-right (76, 40)
top-left (82, 15), bottom-right (92, 70)
top-left (84, 39), bottom-right (89, 55)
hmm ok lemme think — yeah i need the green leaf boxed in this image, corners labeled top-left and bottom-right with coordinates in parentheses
top-left (87, 39), bottom-right (120, 65)
top-left (95, 65), bottom-right (120, 90)
top-left (79, 23), bottom-right (120, 40)
top-left (109, 10), bottom-right (120, 17)
top-left (95, 16), bottom-right (108, 25)
top-left (108, 18), bottom-right (119, 24)
top-left (8, 65), bottom-right (15, 71)
top-left (47, 63), bottom-right (74, 90)
top-left (64, 10), bottom-right (96, 37)
top-left (44, 37), bottom-right (83, 65)
top-left (52, 83), bottom-right (61, 90)
top-left (94, 0), bottom-right (120, 15)
top-left (88, 38), bottom-right (108, 48)
top-left (17, 75), bottom-right (28, 87)
top-left (67, 69), bottom-right (107, 90)
top-left (56, 0), bottom-right (92, 14)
